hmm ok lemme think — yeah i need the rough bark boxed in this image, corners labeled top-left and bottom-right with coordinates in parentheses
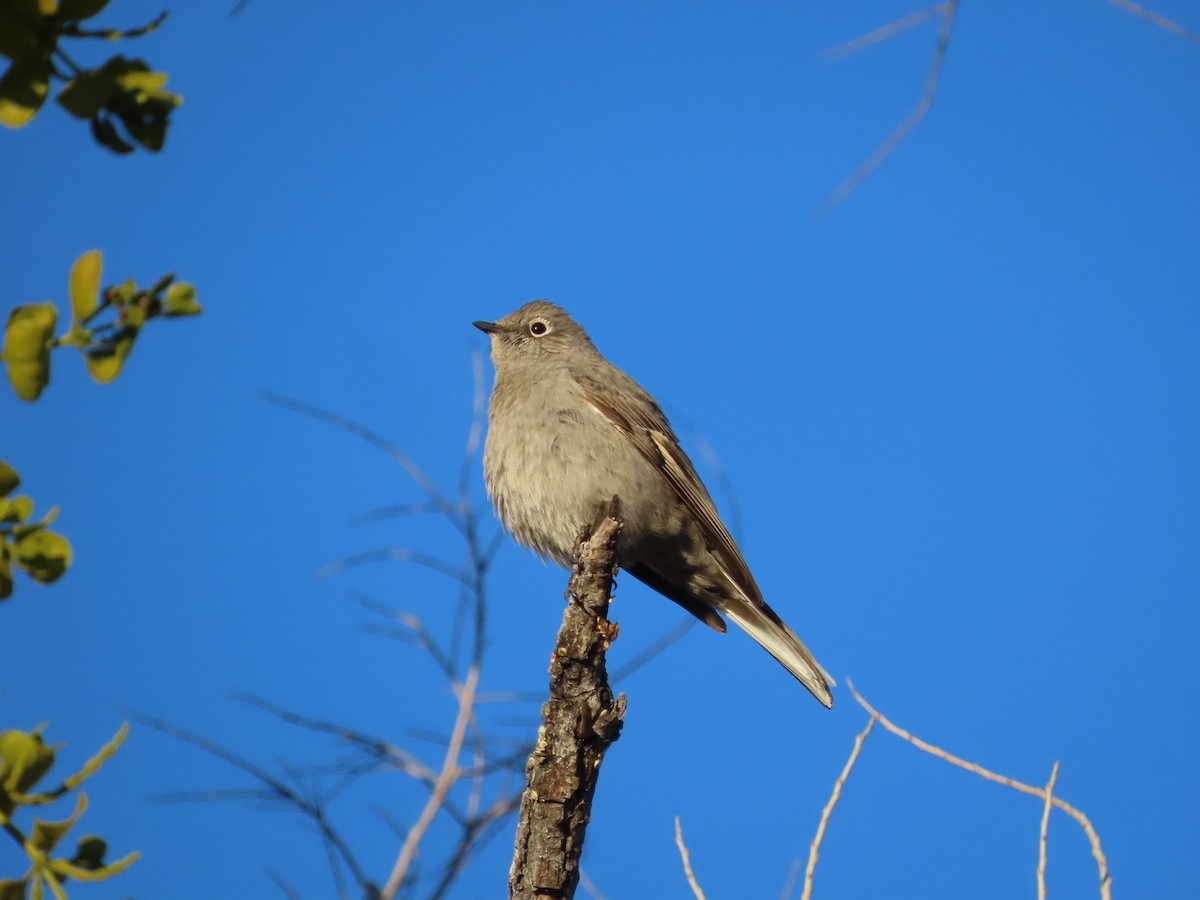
top-left (508, 499), bottom-right (626, 900)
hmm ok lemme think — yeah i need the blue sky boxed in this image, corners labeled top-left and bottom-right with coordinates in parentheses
top-left (3, 1), bottom-right (1198, 897)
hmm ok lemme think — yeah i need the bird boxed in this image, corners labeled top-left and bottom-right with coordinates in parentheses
top-left (474, 300), bottom-right (833, 707)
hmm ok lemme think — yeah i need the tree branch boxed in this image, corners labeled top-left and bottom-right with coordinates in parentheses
top-left (509, 499), bottom-right (626, 899)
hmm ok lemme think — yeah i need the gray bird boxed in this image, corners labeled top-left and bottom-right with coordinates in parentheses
top-left (474, 301), bottom-right (833, 708)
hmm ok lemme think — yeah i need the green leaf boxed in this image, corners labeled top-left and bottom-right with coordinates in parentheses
top-left (62, 723), bottom-right (126, 791)
top-left (56, 67), bottom-right (118, 120)
top-left (116, 103), bottom-right (168, 152)
top-left (56, 0), bottom-right (110, 21)
top-left (83, 329), bottom-right (135, 383)
top-left (0, 460), bottom-right (19, 496)
top-left (0, 878), bottom-right (30, 900)
top-left (69, 834), bottom-right (106, 871)
top-left (0, 495), bottom-right (34, 523)
top-left (0, 1), bottom-right (41, 61)
top-left (68, 250), bottom-right (102, 322)
top-left (0, 52), bottom-right (52, 128)
top-left (2, 302), bottom-right (57, 402)
top-left (0, 729), bottom-right (56, 796)
top-left (13, 528), bottom-right (71, 584)
top-left (0, 540), bottom-right (13, 600)
top-left (164, 282), bottom-right (201, 316)
top-left (89, 111), bottom-right (133, 154)
top-left (30, 793), bottom-right (87, 854)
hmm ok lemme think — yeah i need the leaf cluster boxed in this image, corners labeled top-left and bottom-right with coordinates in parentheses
top-left (0, 0), bottom-right (178, 153)
top-left (0, 461), bottom-right (71, 601)
top-left (0, 724), bottom-right (138, 900)
top-left (2, 249), bottom-right (201, 402)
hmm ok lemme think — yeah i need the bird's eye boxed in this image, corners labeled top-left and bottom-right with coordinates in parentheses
top-left (529, 320), bottom-right (549, 336)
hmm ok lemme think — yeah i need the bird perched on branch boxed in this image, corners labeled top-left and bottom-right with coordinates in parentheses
top-left (474, 301), bottom-right (833, 708)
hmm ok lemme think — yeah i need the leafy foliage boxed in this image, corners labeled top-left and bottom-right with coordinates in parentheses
top-left (0, 460), bottom-right (71, 601)
top-left (2, 249), bottom-right (202, 402)
top-left (0, 724), bottom-right (139, 899)
top-left (0, 0), bottom-right (179, 153)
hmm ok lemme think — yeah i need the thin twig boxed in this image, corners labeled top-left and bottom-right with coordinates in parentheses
top-left (60, 9), bottom-right (168, 39)
top-left (262, 392), bottom-right (462, 528)
top-left (1039, 761), bottom-right (1061, 900)
top-left (381, 665), bottom-right (480, 899)
top-left (317, 547), bottom-right (472, 586)
top-left (578, 869), bottom-right (607, 899)
top-left (801, 717), bottom-right (876, 900)
top-left (779, 858), bottom-right (803, 900)
top-left (674, 816), bottom-right (707, 900)
top-left (610, 619), bottom-right (697, 681)
top-left (131, 713), bottom-right (373, 893)
top-left (1106, 0), bottom-right (1200, 44)
top-left (820, 0), bottom-right (960, 212)
top-left (846, 680), bottom-right (1111, 900)
top-left (824, 4), bottom-right (947, 58)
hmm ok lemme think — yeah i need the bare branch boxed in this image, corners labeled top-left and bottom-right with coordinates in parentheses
top-left (132, 712), bottom-right (375, 894)
top-left (846, 679), bottom-right (1111, 900)
top-left (821, 0), bottom-right (960, 212)
top-left (1038, 761), bottom-right (1061, 900)
top-left (1106, 0), bottom-right (1200, 44)
top-left (381, 665), bottom-right (480, 898)
top-left (801, 716), bottom-right (875, 900)
top-left (509, 502), bottom-right (626, 899)
top-left (674, 816), bottom-right (707, 900)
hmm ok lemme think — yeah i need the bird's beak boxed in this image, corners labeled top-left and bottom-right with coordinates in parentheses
top-left (473, 320), bottom-right (499, 335)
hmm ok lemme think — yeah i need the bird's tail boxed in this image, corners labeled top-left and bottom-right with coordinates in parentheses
top-left (722, 601), bottom-right (835, 708)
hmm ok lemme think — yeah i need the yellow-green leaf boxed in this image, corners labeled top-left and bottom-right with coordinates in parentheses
top-left (13, 529), bottom-right (71, 584)
top-left (68, 250), bottom-right (102, 322)
top-left (0, 52), bottom-right (52, 128)
top-left (0, 878), bottom-right (30, 900)
top-left (30, 793), bottom-right (87, 854)
top-left (0, 729), bottom-right (56, 795)
top-left (164, 281), bottom-right (201, 316)
top-left (0, 460), bottom-right (19, 496)
top-left (50, 850), bottom-right (139, 882)
top-left (62, 724), bottom-right (126, 791)
top-left (0, 495), bottom-right (34, 523)
top-left (2, 302), bottom-right (57, 401)
top-left (115, 68), bottom-right (166, 96)
top-left (83, 330), bottom-right (135, 384)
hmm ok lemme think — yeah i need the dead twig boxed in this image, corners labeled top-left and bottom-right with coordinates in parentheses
top-left (846, 679), bottom-right (1111, 900)
top-left (1106, 0), bottom-right (1200, 44)
top-left (801, 715), bottom-right (876, 900)
top-left (674, 816), bottom-right (707, 900)
top-left (820, 0), bottom-right (960, 212)
top-left (824, 4), bottom-right (947, 58)
top-left (1038, 761), bottom-right (1061, 900)
top-left (381, 665), bottom-right (480, 899)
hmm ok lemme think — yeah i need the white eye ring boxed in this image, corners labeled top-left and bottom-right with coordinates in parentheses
top-left (529, 320), bottom-right (550, 336)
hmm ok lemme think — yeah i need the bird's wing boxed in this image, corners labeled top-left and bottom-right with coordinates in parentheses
top-left (576, 372), bottom-right (764, 608)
